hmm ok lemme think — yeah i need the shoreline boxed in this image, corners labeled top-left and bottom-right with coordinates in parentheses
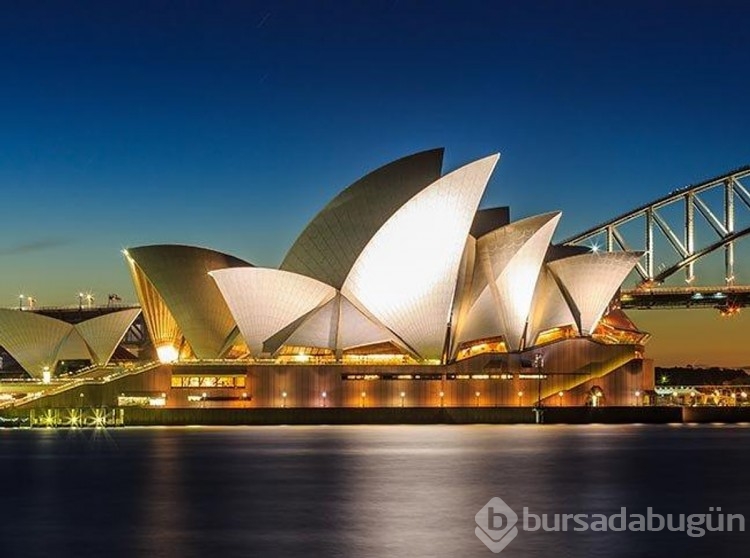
top-left (5, 405), bottom-right (750, 426)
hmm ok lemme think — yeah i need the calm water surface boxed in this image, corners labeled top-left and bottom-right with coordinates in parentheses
top-left (0, 424), bottom-right (748, 558)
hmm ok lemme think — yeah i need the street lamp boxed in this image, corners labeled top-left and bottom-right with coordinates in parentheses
top-left (78, 292), bottom-right (84, 310)
top-left (18, 294), bottom-right (23, 310)
top-left (321, 391), bottom-right (327, 407)
top-left (558, 391), bottom-right (564, 406)
top-left (474, 390), bottom-right (481, 407)
top-left (360, 391), bottom-right (367, 408)
top-left (400, 391), bottom-right (406, 407)
top-left (439, 390), bottom-right (445, 407)
top-left (517, 390), bottom-right (524, 406)
top-left (634, 390), bottom-right (641, 406)
top-left (281, 391), bottom-right (287, 408)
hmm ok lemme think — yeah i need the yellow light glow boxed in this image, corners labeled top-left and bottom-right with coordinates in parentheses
top-left (156, 344), bottom-right (179, 363)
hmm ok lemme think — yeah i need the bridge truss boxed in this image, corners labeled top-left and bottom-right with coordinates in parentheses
top-left (563, 166), bottom-right (750, 312)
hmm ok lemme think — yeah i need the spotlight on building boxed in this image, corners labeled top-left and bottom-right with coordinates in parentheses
top-left (156, 344), bottom-right (179, 364)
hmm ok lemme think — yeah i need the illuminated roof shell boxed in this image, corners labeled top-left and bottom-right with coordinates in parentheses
top-left (0, 308), bottom-right (141, 378)
top-left (342, 153), bottom-right (499, 360)
top-left (210, 267), bottom-right (337, 356)
top-left (547, 252), bottom-right (642, 335)
top-left (525, 266), bottom-right (577, 346)
top-left (124, 245), bottom-right (249, 358)
top-left (281, 149), bottom-right (444, 289)
top-left (75, 308), bottom-right (141, 364)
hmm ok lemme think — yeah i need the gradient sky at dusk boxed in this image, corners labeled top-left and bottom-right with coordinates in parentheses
top-left (1, 1), bottom-right (750, 366)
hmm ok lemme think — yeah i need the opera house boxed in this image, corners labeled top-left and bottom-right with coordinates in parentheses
top-left (0, 149), bottom-right (653, 409)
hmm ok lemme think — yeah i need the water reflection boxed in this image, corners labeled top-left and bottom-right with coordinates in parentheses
top-left (1, 425), bottom-right (749, 558)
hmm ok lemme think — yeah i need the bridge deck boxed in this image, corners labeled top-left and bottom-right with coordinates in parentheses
top-left (621, 286), bottom-right (750, 310)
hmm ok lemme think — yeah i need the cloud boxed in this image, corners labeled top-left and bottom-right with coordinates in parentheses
top-left (0, 238), bottom-right (72, 256)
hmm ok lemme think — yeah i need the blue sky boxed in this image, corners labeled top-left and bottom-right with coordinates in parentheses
top-left (1, 1), bottom-right (749, 364)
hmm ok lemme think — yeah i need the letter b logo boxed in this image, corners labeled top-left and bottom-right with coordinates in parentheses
top-left (475, 497), bottom-right (519, 553)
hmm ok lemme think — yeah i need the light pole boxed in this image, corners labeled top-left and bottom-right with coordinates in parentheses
top-left (474, 391), bottom-right (481, 407)
top-left (400, 391), bottom-right (406, 408)
top-left (78, 292), bottom-right (84, 311)
top-left (321, 391), bottom-right (327, 408)
top-left (534, 353), bottom-right (544, 408)
top-left (439, 391), bottom-right (445, 407)
top-left (634, 390), bottom-right (641, 406)
top-left (360, 391), bottom-right (366, 408)
top-left (517, 390), bottom-right (524, 407)
top-left (558, 391), bottom-right (564, 406)
top-left (281, 391), bottom-right (287, 408)
top-left (18, 294), bottom-right (23, 310)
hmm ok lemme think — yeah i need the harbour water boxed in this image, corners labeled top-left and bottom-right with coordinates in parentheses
top-left (0, 424), bottom-right (748, 557)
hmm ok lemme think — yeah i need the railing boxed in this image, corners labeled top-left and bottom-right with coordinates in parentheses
top-left (0, 361), bottom-right (160, 410)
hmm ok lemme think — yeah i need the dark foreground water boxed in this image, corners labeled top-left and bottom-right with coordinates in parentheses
top-left (1, 425), bottom-right (748, 558)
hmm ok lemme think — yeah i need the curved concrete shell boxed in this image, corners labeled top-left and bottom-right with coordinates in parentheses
top-left (0, 310), bottom-right (86, 378)
top-left (281, 148), bottom-right (444, 289)
top-left (454, 212), bottom-right (561, 352)
top-left (342, 153), bottom-right (500, 360)
top-left (548, 252), bottom-right (642, 335)
top-left (75, 308), bottom-right (141, 364)
top-left (124, 245), bottom-right (250, 360)
top-left (264, 294), bottom-right (403, 355)
top-left (210, 267), bottom-right (337, 356)
top-left (525, 266), bottom-right (577, 346)
top-left (0, 308), bottom-right (141, 377)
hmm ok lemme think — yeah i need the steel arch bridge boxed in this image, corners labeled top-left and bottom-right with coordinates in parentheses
top-left (563, 165), bottom-right (750, 313)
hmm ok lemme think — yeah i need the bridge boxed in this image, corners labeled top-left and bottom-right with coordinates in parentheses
top-left (563, 166), bottom-right (750, 312)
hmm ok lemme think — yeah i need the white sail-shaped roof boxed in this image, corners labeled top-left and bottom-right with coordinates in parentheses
top-left (0, 310), bottom-right (81, 378)
top-left (266, 296), bottom-right (340, 353)
top-left (56, 329), bottom-right (92, 362)
top-left (448, 236), bottom-right (477, 357)
top-left (454, 212), bottom-right (560, 351)
top-left (525, 266), bottom-right (577, 346)
top-left (548, 252), bottom-right (642, 335)
top-left (0, 308), bottom-right (142, 377)
top-left (210, 267), bottom-right (337, 356)
top-left (265, 294), bottom-right (402, 354)
top-left (452, 285), bottom-right (504, 349)
top-left (281, 149), bottom-right (444, 289)
top-left (342, 153), bottom-right (499, 360)
top-left (124, 245), bottom-right (250, 359)
top-left (75, 308), bottom-right (141, 364)
top-left (338, 296), bottom-right (399, 351)
top-left (483, 213), bottom-right (560, 350)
